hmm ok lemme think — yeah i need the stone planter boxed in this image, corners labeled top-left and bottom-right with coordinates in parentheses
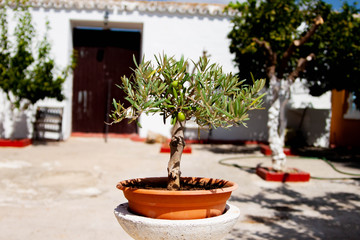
top-left (114, 203), bottom-right (240, 240)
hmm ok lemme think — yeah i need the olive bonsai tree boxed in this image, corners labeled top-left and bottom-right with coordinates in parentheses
top-left (109, 54), bottom-right (266, 190)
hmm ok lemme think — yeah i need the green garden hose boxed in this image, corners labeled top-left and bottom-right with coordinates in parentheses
top-left (218, 156), bottom-right (360, 180)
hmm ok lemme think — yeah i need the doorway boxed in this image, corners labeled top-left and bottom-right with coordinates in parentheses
top-left (72, 27), bottom-right (141, 134)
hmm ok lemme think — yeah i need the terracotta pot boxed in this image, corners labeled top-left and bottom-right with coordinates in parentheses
top-left (116, 177), bottom-right (238, 220)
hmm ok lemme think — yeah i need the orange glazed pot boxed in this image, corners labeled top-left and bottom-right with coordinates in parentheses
top-left (116, 177), bottom-right (238, 220)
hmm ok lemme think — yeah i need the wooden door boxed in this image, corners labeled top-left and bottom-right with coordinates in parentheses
top-left (72, 28), bottom-right (140, 134)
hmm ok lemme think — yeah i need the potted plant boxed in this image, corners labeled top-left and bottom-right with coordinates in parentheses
top-left (111, 53), bottom-right (265, 239)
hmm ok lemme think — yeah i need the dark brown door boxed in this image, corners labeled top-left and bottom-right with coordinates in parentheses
top-left (72, 28), bottom-right (140, 134)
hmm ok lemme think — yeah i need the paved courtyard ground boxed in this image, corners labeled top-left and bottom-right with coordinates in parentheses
top-left (0, 137), bottom-right (359, 239)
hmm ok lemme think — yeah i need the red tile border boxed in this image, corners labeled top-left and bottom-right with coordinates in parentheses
top-left (71, 132), bottom-right (141, 138)
top-left (256, 167), bottom-right (310, 182)
top-left (260, 144), bottom-right (295, 156)
top-left (160, 143), bottom-right (192, 154)
top-left (0, 139), bottom-right (32, 147)
top-left (129, 135), bottom-right (146, 142)
top-left (71, 132), bottom-right (149, 142)
top-left (70, 133), bottom-right (269, 146)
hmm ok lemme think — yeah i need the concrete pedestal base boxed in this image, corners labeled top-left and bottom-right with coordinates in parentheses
top-left (114, 203), bottom-right (240, 240)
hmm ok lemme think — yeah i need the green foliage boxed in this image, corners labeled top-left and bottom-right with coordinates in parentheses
top-left (227, 0), bottom-right (360, 106)
top-left (302, 3), bottom-right (360, 106)
top-left (110, 54), bottom-right (266, 128)
top-left (227, 0), bottom-right (306, 81)
top-left (0, 1), bottom-right (72, 109)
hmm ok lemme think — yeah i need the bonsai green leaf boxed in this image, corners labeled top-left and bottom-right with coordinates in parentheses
top-left (213, 105), bottom-right (233, 119)
top-left (249, 92), bottom-right (266, 107)
top-left (110, 53), bottom-right (266, 129)
top-left (133, 54), bottom-right (139, 68)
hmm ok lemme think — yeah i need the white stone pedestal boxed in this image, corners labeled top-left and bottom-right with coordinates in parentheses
top-left (114, 203), bottom-right (240, 240)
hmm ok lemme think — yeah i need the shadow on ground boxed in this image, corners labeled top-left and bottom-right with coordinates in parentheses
top-left (226, 184), bottom-right (360, 240)
top-left (32, 139), bottom-right (62, 146)
top-left (294, 147), bottom-right (360, 170)
top-left (200, 143), bottom-right (360, 171)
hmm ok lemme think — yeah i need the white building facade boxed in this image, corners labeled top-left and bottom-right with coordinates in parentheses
top-left (0, 0), bottom-right (331, 146)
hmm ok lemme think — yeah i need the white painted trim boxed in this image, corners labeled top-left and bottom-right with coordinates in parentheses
top-left (20, 0), bottom-right (237, 16)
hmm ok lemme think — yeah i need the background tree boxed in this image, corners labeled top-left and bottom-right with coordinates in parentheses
top-left (227, 0), bottom-right (360, 171)
top-left (303, 2), bottom-right (360, 107)
top-left (0, 0), bottom-right (74, 138)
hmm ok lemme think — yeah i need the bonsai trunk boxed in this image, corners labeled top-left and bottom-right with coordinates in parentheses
top-left (167, 120), bottom-right (185, 190)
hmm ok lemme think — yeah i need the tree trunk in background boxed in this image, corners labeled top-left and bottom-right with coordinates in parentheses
top-left (1, 95), bottom-right (31, 140)
top-left (167, 120), bottom-right (185, 190)
top-left (268, 78), bottom-right (291, 171)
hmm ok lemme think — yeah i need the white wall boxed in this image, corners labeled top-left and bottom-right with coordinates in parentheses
top-left (0, 1), bottom-right (332, 147)
top-left (203, 78), bottom-right (332, 147)
top-left (0, 1), bottom-right (236, 140)
top-left (287, 79), bottom-right (332, 147)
